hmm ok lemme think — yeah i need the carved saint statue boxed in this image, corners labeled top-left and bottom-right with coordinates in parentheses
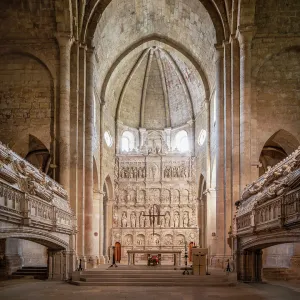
top-left (160, 215), bottom-right (165, 227)
top-left (130, 212), bottom-right (136, 228)
top-left (121, 212), bottom-right (127, 228)
top-left (183, 212), bottom-right (189, 228)
top-left (173, 212), bottom-right (180, 228)
top-left (164, 212), bottom-right (170, 227)
top-left (113, 212), bottom-right (118, 227)
top-left (139, 212), bottom-right (145, 228)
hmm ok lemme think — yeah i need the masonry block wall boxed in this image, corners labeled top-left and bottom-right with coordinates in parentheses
top-left (0, 54), bottom-right (53, 156)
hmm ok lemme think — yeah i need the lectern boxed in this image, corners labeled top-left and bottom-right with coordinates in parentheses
top-left (192, 248), bottom-right (208, 276)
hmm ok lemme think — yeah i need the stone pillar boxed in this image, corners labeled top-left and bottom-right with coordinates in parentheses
top-left (84, 47), bottom-right (95, 268)
top-left (104, 199), bottom-right (114, 262)
top-left (77, 44), bottom-right (87, 259)
top-left (51, 251), bottom-right (63, 280)
top-left (255, 250), bottom-right (263, 282)
top-left (93, 190), bottom-right (101, 265)
top-left (223, 40), bottom-right (232, 257)
top-left (237, 26), bottom-right (256, 192)
top-left (291, 243), bottom-right (300, 270)
top-left (47, 250), bottom-right (53, 279)
top-left (230, 34), bottom-right (240, 232)
top-left (55, 34), bottom-right (73, 195)
top-left (98, 191), bottom-right (105, 263)
top-left (214, 44), bottom-right (225, 266)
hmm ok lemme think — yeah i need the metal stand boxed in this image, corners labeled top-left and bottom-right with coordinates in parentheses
top-left (109, 246), bottom-right (118, 268)
top-left (182, 242), bottom-right (189, 275)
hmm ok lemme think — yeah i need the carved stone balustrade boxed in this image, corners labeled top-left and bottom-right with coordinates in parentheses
top-left (233, 147), bottom-right (300, 282)
top-left (0, 142), bottom-right (76, 279)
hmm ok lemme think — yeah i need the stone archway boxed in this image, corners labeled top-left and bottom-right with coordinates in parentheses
top-left (259, 130), bottom-right (299, 176)
top-left (0, 231), bottom-right (70, 280)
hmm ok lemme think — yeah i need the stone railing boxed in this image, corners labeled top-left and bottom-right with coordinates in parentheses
top-left (0, 142), bottom-right (75, 235)
top-left (234, 147), bottom-right (300, 236)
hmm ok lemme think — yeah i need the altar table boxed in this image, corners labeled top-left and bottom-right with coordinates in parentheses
top-left (127, 250), bottom-right (182, 266)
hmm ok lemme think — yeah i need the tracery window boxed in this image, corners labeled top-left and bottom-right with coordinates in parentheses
top-left (198, 129), bottom-right (207, 146)
top-left (175, 130), bottom-right (189, 152)
top-left (104, 131), bottom-right (113, 147)
top-left (121, 131), bottom-right (134, 152)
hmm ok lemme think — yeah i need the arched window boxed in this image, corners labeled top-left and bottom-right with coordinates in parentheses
top-left (121, 131), bottom-right (134, 152)
top-left (104, 131), bottom-right (113, 147)
top-left (175, 130), bottom-right (189, 152)
top-left (198, 129), bottom-right (207, 146)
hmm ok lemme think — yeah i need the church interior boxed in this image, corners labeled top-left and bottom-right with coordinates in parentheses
top-left (0, 0), bottom-right (300, 297)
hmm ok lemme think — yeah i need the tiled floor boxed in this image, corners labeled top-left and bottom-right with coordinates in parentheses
top-left (0, 279), bottom-right (299, 300)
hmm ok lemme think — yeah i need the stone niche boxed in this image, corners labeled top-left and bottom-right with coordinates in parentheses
top-left (112, 128), bottom-right (199, 263)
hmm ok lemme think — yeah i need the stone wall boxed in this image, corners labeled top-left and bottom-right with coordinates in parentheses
top-left (20, 240), bottom-right (47, 267)
top-left (0, 54), bottom-right (54, 156)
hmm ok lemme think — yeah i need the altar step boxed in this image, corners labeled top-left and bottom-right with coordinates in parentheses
top-left (71, 269), bottom-right (236, 286)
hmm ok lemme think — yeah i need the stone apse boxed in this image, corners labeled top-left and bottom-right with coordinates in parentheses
top-left (111, 129), bottom-right (199, 263)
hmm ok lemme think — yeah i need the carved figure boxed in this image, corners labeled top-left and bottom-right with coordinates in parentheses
top-left (165, 212), bottom-right (170, 227)
top-left (160, 215), bottom-right (165, 227)
top-left (164, 235), bottom-right (172, 246)
top-left (130, 212), bottom-right (136, 227)
top-left (183, 212), bottom-right (189, 228)
top-left (113, 212), bottom-right (118, 227)
top-left (139, 212), bottom-right (145, 228)
top-left (121, 212), bottom-right (127, 228)
top-left (174, 212), bottom-right (179, 227)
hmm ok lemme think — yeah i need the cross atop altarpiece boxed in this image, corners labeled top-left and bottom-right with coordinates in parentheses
top-left (144, 204), bottom-right (165, 235)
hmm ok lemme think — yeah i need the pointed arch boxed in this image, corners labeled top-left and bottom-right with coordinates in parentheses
top-left (258, 129), bottom-right (300, 175)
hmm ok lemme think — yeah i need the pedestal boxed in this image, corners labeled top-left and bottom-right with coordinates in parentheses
top-left (192, 248), bottom-right (208, 276)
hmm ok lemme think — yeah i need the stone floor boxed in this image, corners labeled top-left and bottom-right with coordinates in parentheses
top-left (0, 279), bottom-right (300, 300)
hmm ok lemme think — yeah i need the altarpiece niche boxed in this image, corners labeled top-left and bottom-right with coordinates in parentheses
top-left (112, 128), bottom-right (199, 263)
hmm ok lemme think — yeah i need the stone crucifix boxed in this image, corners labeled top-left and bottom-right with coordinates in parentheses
top-left (144, 204), bottom-right (165, 235)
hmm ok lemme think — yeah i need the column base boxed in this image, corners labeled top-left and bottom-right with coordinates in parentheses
top-left (99, 255), bottom-right (106, 264)
top-left (290, 255), bottom-right (300, 270)
top-left (5, 254), bottom-right (23, 276)
top-left (85, 255), bottom-right (99, 269)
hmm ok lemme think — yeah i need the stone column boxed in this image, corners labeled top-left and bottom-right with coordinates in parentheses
top-left (77, 44), bottom-right (87, 259)
top-left (230, 34), bottom-right (240, 230)
top-left (84, 47), bottom-right (95, 268)
top-left (98, 191), bottom-right (105, 263)
top-left (55, 34), bottom-right (73, 195)
top-left (207, 188), bottom-right (217, 257)
top-left (104, 199), bottom-right (114, 262)
top-left (223, 41), bottom-right (232, 258)
top-left (237, 26), bottom-right (256, 192)
top-left (93, 190), bottom-right (101, 265)
top-left (214, 44), bottom-right (225, 266)
top-left (47, 250), bottom-right (53, 279)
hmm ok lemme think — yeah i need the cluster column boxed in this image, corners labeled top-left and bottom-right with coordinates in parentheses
top-left (55, 34), bottom-right (74, 196)
top-left (237, 26), bottom-right (256, 192)
top-left (84, 47), bottom-right (95, 268)
top-left (214, 44), bottom-right (225, 266)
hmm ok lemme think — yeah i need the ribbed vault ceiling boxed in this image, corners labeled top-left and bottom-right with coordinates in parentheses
top-left (105, 43), bottom-right (206, 129)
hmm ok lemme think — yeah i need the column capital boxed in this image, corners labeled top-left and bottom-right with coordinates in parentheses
top-left (236, 25), bottom-right (256, 48)
top-left (55, 33), bottom-right (74, 50)
top-left (79, 43), bottom-right (88, 51)
top-left (214, 44), bottom-right (224, 62)
top-left (229, 34), bottom-right (238, 44)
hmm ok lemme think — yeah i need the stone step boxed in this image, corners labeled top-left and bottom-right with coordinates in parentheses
top-left (263, 268), bottom-right (300, 281)
top-left (12, 266), bottom-right (48, 280)
top-left (71, 280), bottom-right (235, 287)
top-left (80, 276), bottom-right (208, 282)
